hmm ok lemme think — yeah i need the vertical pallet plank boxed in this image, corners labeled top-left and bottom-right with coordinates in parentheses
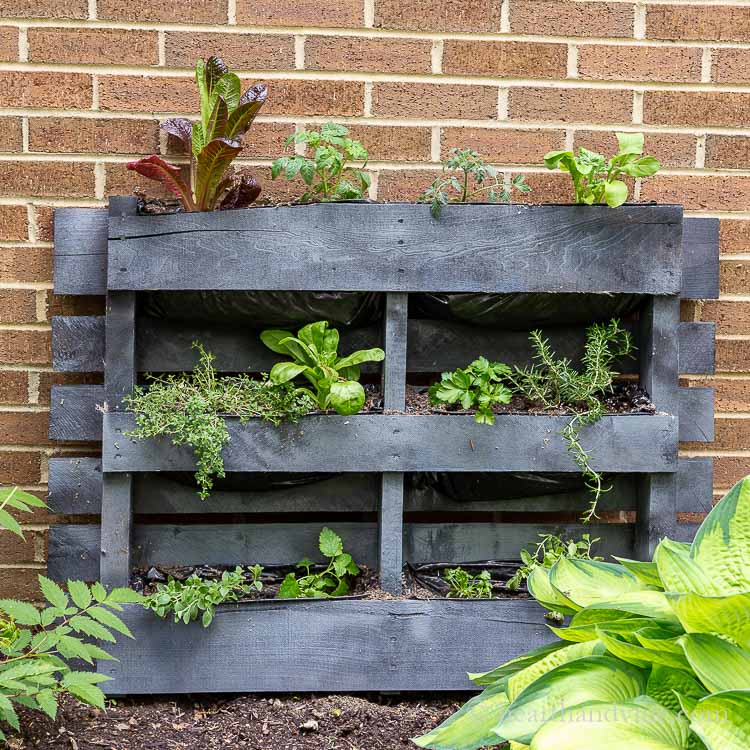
top-left (101, 197), bottom-right (138, 589)
top-left (380, 292), bottom-right (408, 594)
top-left (636, 296), bottom-right (680, 558)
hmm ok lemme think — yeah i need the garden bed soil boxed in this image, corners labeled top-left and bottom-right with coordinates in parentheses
top-left (15, 693), bottom-right (468, 750)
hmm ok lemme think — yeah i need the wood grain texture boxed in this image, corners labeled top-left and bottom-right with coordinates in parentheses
top-left (100, 600), bottom-right (555, 694)
top-left (107, 203), bottom-right (683, 294)
top-left (681, 218), bottom-right (720, 300)
top-left (48, 457), bottom-right (103, 514)
top-left (103, 412), bottom-right (678, 474)
top-left (678, 322), bottom-right (715, 375)
top-left (676, 457), bottom-right (714, 515)
top-left (678, 387), bottom-right (715, 443)
top-left (53, 207), bottom-right (108, 295)
top-left (52, 316), bottom-right (106, 372)
top-left (47, 384), bottom-right (104, 441)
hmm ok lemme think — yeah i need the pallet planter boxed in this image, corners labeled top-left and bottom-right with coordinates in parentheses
top-left (49, 198), bottom-right (718, 694)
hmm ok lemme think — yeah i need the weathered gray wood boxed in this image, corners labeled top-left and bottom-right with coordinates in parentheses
top-left (108, 204), bottom-right (683, 294)
top-left (101, 600), bottom-right (555, 694)
top-left (48, 521), bottom-right (635, 582)
top-left (48, 385), bottom-right (103, 441)
top-left (678, 322), bottom-right (715, 374)
top-left (681, 218), bottom-right (720, 300)
top-left (673, 523), bottom-right (700, 543)
top-left (103, 413), bottom-right (678, 474)
top-left (52, 316), bottom-right (106, 372)
top-left (53, 207), bottom-right (108, 295)
top-left (679, 387), bottom-right (715, 443)
top-left (48, 457), bottom-right (103, 514)
top-left (676, 457), bottom-right (714, 515)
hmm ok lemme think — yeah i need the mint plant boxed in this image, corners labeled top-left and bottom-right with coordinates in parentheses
top-left (0, 487), bottom-right (141, 740)
top-left (420, 148), bottom-right (530, 219)
top-left (143, 566), bottom-right (257, 628)
top-left (444, 568), bottom-right (493, 599)
top-left (544, 132), bottom-right (660, 207)
top-left (128, 56), bottom-right (267, 211)
top-left (271, 123), bottom-right (370, 202)
top-left (278, 528), bottom-right (360, 599)
top-left (261, 321), bottom-right (384, 416)
top-left (428, 357), bottom-right (513, 425)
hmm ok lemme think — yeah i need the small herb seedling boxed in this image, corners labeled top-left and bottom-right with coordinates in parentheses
top-left (278, 528), bottom-right (360, 599)
top-left (272, 122), bottom-right (371, 202)
top-left (261, 320), bottom-right (384, 416)
top-left (420, 148), bottom-right (530, 219)
top-left (544, 132), bottom-right (660, 208)
top-left (428, 357), bottom-right (513, 425)
top-left (444, 567), bottom-right (493, 599)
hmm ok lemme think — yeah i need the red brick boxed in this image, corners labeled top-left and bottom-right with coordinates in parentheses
top-left (686, 377), bottom-right (750, 413)
top-left (0, 290), bottom-right (37, 324)
top-left (714, 457), bottom-right (750, 489)
top-left (38, 373), bottom-right (102, 405)
top-left (306, 36), bottom-right (432, 74)
top-left (34, 207), bottom-right (54, 243)
top-left (511, 0), bottom-right (634, 37)
top-left (348, 125), bottom-right (432, 162)
top-left (702, 301), bottom-right (750, 336)
top-left (0, 451), bottom-right (41, 485)
top-left (164, 32), bottom-right (295, 70)
top-left (640, 175), bottom-right (750, 212)
top-left (376, 169), bottom-right (440, 202)
top-left (29, 117), bottom-right (160, 155)
top-left (510, 87), bottom-right (632, 125)
top-left (246, 166), bottom-right (308, 204)
top-left (0, 568), bottom-right (40, 600)
top-left (720, 261), bottom-right (750, 296)
top-left (373, 83), bottom-right (497, 120)
top-left (0, 0), bottom-right (85, 16)
top-left (0, 117), bottom-right (22, 153)
top-left (515, 172), bottom-right (573, 204)
top-left (0, 207), bottom-right (28, 241)
top-left (99, 75), bottom-right (196, 113)
top-left (262, 80), bottom-right (364, 117)
top-left (578, 45), bottom-right (701, 83)
top-left (705, 135), bottom-right (750, 170)
top-left (0, 162), bottom-right (95, 199)
top-left (0, 331), bottom-right (51, 365)
top-left (573, 130), bottom-right (696, 168)
top-left (0, 372), bottom-right (28, 405)
top-left (375, 0), bottom-right (500, 32)
top-left (689, 418), bottom-right (750, 452)
top-left (105, 161), bottom-right (185, 201)
top-left (45, 294), bottom-right (104, 319)
top-left (28, 28), bottom-right (158, 65)
top-left (646, 5), bottom-right (750, 42)
top-left (0, 411), bottom-right (51, 446)
top-left (644, 91), bottom-right (750, 128)
top-left (1, 71), bottom-right (91, 109)
top-left (442, 127), bottom-right (565, 164)
top-left (0, 530), bottom-right (36, 564)
top-left (237, 122), bottom-right (295, 159)
top-left (721, 220), bottom-right (750, 255)
top-left (98, 0), bottom-right (227, 23)
top-left (442, 41), bottom-right (567, 79)
top-left (237, 0), bottom-right (363, 27)
top-left (717, 339), bottom-right (750, 373)
top-left (0, 26), bottom-right (17, 62)
top-left (713, 49), bottom-right (750, 84)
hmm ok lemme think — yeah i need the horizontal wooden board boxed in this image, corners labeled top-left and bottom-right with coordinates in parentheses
top-left (48, 385), bottom-right (104, 442)
top-left (101, 600), bottom-right (555, 694)
top-left (51, 316), bottom-right (715, 377)
top-left (676, 457), bottom-right (714, 516)
top-left (103, 412), bottom-right (678, 473)
top-left (681, 218), bottom-right (720, 300)
top-left (48, 521), bottom-right (635, 582)
top-left (48, 457), bottom-right (103, 514)
top-left (107, 204), bottom-right (683, 294)
top-left (53, 207), bottom-right (108, 295)
top-left (678, 387), bottom-right (715, 443)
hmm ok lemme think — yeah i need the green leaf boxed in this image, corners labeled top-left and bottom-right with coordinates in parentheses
top-left (468, 641), bottom-right (568, 686)
top-left (613, 557), bottom-right (663, 588)
top-left (0, 599), bottom-right (40, 626)
top-left (335, 348), bottom-right (385, 370)
top-left (603, 179), bottom-right (629, 207)
top-left (88, 606), bottom-right (133, 638)
top-left (0, 486), bottom-right (46, 509)
top-left (647, 665), bottom-right (708, 714)
top-left (655, 538), bottom-right (721, 596)
top-left (319, 527), bottom-right (343, 558)
top-left (544, 150), bottom-right (575, 171)
top-left (67, 580), bottom-right (92, 609)
top-left (57, 634), bottom-right (94, 664)
top-left (684, 690), bottom-right (750, 750)
top-left (616, 131), bottom-right (645, 155)
top-left (69, 615), bottom-right (116, 643)
top-left (269, 362), bottom-right (309, 384)
top-left (622, 156), bottom-right (661, 177)
top-left (278, 573), bottom-right (301, 599)
top-left (527, 566), bottom-right (577, 615)
top-left (585, 591), bottom-right (681, 624)
top-left (106, 587), bottom-right (144, 604)
top-left (596, 628), bottom-right (690, 671)
top-left (66, 683), bottom-right (107, 710)
top-left (38, 576), bottom-right (69, 609)
top-left (680, 633), bottom-right (750, 693)
top-left (328, 380), bottom-right (365, 416)
top-left (669, 591), bottom-right (750, 647)
top-left (0, 507), bottom-right (22, 537)
top-left (0, 695), bottom-right (19, 731)
top-left (549, 558), bottom-right (646, 609)
top-left (35, 689), bottom-right (58, 720)
top-left (91, 582), bottom-right (107, 603)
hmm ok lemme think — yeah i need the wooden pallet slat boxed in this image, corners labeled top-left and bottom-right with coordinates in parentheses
top-left (678, 387), bottom-right (715, 443)
top-left (680, 218), bottom-right (720, 300)
top-left (53, 207), bottom-right (108, 295)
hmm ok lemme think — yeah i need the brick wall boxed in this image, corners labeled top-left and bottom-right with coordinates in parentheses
top-left (0, 0), bottom-right (748, 598)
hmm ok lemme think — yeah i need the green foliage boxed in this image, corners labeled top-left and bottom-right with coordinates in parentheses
top-left (0, 486), bottom-right (46, 539)
top-left (278, 528), bottom-right (360, 599)
top-left (261, 321), bottom-right (384, 416)
top-left (544, 132), bottom-right (661, 208)
top-left (507, 319), bottom-right (634, 521)
top-left (428, 357), bottom-right (513, 425)
top-left (419, 148), bottom-right (530, 219)
top-left (143, 566), bottom-right (256, 628)
top-left (271, 122), bottom-right (371, 202)
top-left (414, 475), bottom-right (750, 750)
top-left (124, 342), bottom-right (314, 499)
top-left (444, 568), bottom-right (493, 599)
top-left (506, 532), bottom-right (602, 593)
top-left (128, 56), bottom-right (267, 211)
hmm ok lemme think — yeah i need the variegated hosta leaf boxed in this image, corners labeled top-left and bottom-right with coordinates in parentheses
top-left (679, 633), bottom-right (750, 693)
top-left (668, 592), bottom-right (750, 648)
top-left (494, 656), bottom-right (647, 745)
top-left (527, 566), bottom-right (578, 614)
top-left (529, 695), bottom-right (690, 750)
top-left (634, 625), bottom-right (685, 655)
top-left (469, 641), bottom-right (567, 687)
top-left (549, 559), bottom-right (647, 609)
top-left (550, 617), bottom-right (655, 644)
top-left (647, 665), bottom-right (708, 714)
top-left (596, 628), bottom-right (691, 671)
top-left (614, 557), bottom-right (664, 588)
top-left (683, 690), bottom-right (750, 750)
top-left (412, 685), bottom-right (509, 750)
top-left (585, 591), bottom-right (681, 624)
top-left (655, 539), bottom-right (724, 597)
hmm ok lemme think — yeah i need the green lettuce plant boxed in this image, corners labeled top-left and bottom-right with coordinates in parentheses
top-left (444, 568), bottom-right (493, 599)
top-left (128, 56), bottom-right (267, 211)
top-left (544, 132), bottom-right (660, 208)
top-left (414, 475), bottom-right (750, 750)
top-left (261, 320), bottom-right (384, 416)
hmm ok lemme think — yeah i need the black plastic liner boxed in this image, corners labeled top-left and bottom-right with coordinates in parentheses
top-left (164, 471), bottom-right (338, 493)
top-left (411, 292), bottom-right (643, 330)
top-left (416, 472), bottom-right (587, 502)
top-left (141, 291), bottom-right (383, 329)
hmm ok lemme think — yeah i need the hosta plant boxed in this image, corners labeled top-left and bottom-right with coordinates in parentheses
top-left (261, 320), bottom-right (384, 416)
top-left (414, 474), bottom-right (750, 750)
top-left (0, 487), bottom-right (142, 741)
top-left (128, 56), bottom-right (267, 211)
top-left (544, 132), bottom-right (660, 208)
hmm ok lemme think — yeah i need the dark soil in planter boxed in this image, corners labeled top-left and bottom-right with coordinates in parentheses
top-left (15, 692), bottom-right (469, 750)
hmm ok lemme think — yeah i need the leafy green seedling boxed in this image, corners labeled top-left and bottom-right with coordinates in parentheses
top-left (420, 148), bottom-right (530, 219)
top-left (444, 568), bottom-right (494, 599)
top-left (278, 528), bottom-right (360, 599)
top-left (544, 132), bottom-right (660, 208)
top-left (428, 357), bottom-right (513, 425)
top-left (271, 122), bottom-right (370, 202)
top-left (261, 320), bottom-right (384, 416)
